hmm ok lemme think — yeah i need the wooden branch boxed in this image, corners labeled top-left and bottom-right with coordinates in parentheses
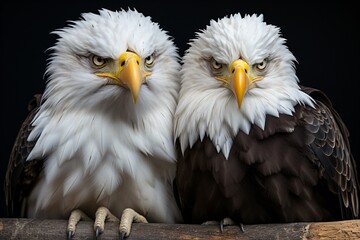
top-left (0, 218), bottom-right (359, 239)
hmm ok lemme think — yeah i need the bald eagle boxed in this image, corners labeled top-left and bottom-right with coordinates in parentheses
top-left (174, 13), bottom-right (359, 228)
top-left (5, 8), bottom-right (182, 238)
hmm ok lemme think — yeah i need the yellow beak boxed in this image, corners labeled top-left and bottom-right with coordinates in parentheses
top-left (96, 52), bottom-right (143, 103)
top-left (230, 59), bottom-right (250, 108)
top-left (117, 52), bottom-right (142, 103)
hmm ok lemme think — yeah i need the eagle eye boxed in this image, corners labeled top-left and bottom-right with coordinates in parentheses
top-left (255, 59), bottom-right (267, 71)
top-left (92, 55), bottom-right (107, 68)
top-left (145, 55), bottom-right (154, 67)
top-left (210, 58), bottom-right (223, 71)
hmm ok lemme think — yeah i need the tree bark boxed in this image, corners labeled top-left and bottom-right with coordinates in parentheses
top-left (0, 218), bottom-right (359, 239)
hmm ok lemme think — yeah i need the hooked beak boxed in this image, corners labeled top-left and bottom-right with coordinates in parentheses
top-left (96, 52), bottom-right (147, 103)
top-left (215, 59), bottom-right (263, 109)
top-left (230, 59), bottom-right (249, 108)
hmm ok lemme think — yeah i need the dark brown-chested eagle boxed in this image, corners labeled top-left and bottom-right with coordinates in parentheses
top-left (5, 8), bottom-right (182, 239)
top-left (174, 13), bottom-right (359, 228)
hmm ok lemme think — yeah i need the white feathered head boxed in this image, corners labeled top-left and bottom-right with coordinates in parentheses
top-left (42, 8), bottom-right (180, 121)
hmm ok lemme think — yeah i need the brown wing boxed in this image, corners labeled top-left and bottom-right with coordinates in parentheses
top-left (5, 94), bottom-right (44, 217)
top-left (301, 86), bottom-right (359, 219)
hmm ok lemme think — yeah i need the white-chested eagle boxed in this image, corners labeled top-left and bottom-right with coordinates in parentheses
top-left (174, 13), bottom-right (359, 228)
top-left (5, 8), bottom-right (183, 239)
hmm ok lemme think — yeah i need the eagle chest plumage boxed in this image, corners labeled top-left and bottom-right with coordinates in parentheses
top-left (24, 101), bottom-right (178, 222)
top-left (175, 90), bottom-right (354, 224)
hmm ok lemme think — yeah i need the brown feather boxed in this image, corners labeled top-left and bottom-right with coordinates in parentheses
top-left (175, 87), bottom-right (359, 224)
top-left (5, 94), bottom-right (44, 217)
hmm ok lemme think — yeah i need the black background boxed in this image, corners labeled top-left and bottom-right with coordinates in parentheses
top-left (1, 1), bottom-right (358, 217)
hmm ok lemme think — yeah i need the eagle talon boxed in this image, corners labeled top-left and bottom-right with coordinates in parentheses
top-left (120, 231), bottom-right (127, 240)
top-left (239, 223), bottom-right (245, 233)
top-left (67, 209), bottom-right (92, 240)
top-left (66, 230), bottom-right (74, 240)
top-left (220, 219), bottom-right (224, 232)
top-left (95, 226), bottom-right (102, 238)
top-left (119, 208), bottom-right (148, 238)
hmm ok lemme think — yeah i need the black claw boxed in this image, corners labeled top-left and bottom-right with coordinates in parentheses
top-left (95, 226), bottom-right (102, 239)
top-left (66, 230), bottom-right (74, 240)
top-left (220, 219), bottom-right (224, 233)
top-left (239, 223), bottom-right (245, 233)
top-left (120, 231), bottom-right (127, 240)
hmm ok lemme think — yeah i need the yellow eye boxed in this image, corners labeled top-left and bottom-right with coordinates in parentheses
top-left (145, 55), bottom-right (154, 67)
top-left (211, 58), bottom-right (223, 70)
top-left (255, 60), bottom-right (267, 71)
top-left (92, 55), bottom-right (107, 68)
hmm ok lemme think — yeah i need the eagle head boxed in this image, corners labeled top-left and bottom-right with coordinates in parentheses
top-left (175, 13), bottom-right (313, 158)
